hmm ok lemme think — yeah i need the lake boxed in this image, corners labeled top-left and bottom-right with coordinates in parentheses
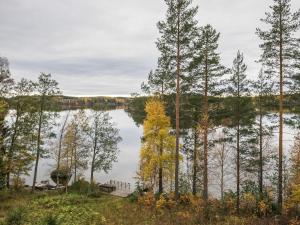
top-left (23, 109), bottom-right (143, 188)
top-left (16, 109), bottom-right (298, 194)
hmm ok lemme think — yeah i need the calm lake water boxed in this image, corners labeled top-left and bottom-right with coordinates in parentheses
top-left (13, 109), bottom-right (298, 194)
top-left (23, 109), bottom-right (143, 188)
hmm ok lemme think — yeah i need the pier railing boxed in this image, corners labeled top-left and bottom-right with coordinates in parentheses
top-left (106, 180), bottom-right (131, 192)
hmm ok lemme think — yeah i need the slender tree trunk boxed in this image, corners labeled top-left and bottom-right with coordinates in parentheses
top-left (57, 114), bottom-right (69, 169)
top-left (65, 141), bottom-right (69, 193)
top-left (6, 106), bottom-right (20, 188)
top-left (73, 129), bottom-right (78, 183)
top-left (259, 95), bottom-right (263, 200)
top-left (90, 130), bottom-right (97, 188)
top-left (0, 110), bottom-right (7, 189)
top-left (57, 112), bottom-right (69, 186)
top-left (158, 135), bottom-right (164, 194)
top-left (236, 74), bottom-right (241, 215)
top-left (74, 148), bottom-right (77, 183)
top-left (70, 145), bottom-right (73, 181)
top-left (203, 44), bottom-right (209, 204)
top-left (237, 122), bottom-right (240, 215)
top-left (32, 97), bottom-right (44, 192)
top-left (192, 128), bottom-right (198, 195)
top-left (158, 141), bottom-right (163, 194)
top-left (278, 1), bottom-right (284, 213)
top-left (221, 142), bottom-right (225, 201)
top-left (174, 4), bottom-right (181, 199)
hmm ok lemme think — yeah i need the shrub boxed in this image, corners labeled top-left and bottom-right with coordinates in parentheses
top-left (50, 168), bottom-right (72, 186)
top-left (43, 215), bottom-right (59, 225)
top-left (127, 191), bottom-right (139, 203)
top-left (241, 192), bottom-right (256, 215)
top-left (286, 184), bottom-right (300, 218)
top-left (11, 177), bottom-right (25, 191)
top-left (138, 192), bottom-right (155, 207)
top-left (69, 179), bottom-right (90, 194)
top-left (87, 191), bottom-right (102, 198)
top-left (5, 208), bottom-right (24, 225)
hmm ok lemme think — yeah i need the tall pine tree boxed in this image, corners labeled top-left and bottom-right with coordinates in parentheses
top-left (252, 69), bottom-right (275, 200)
top-left (257, 0), bottom-right (300, 213)
top-left (225, 51), bottom-right (255, 214)
top-left (156, 0), bottom-right (198, 198)
top-left (190, 24), bottom-right (227, 203)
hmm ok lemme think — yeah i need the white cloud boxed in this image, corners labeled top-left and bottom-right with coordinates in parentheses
top-left (0, 0), bottom-right (299, 95)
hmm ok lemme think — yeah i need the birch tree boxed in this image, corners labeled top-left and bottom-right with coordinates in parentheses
top-left (88, 111), bottom-right (121, 187)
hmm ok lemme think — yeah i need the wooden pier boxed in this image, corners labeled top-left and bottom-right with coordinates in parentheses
top-left (100, 180), bottom-right (132, 198)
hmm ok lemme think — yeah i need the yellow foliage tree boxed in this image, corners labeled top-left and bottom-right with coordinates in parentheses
top-left (139, 98), bottom-right (175, 193)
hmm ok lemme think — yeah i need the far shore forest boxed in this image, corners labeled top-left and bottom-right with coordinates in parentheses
top-left (1, 0), bottom-right (300, 224)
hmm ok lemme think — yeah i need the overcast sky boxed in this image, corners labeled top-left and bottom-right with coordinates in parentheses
top-left (0, 0), bottom-right (299, 96)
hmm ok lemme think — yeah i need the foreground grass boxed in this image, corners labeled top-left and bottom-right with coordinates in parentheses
top-left (0, 190), bottom-right (298, 225)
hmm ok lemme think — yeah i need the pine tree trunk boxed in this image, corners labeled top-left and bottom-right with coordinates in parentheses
top-left (174, 4), bottom-right (181, 200)
top-left (236, 74), bottom-right (241, 215)
top-left (237, 122), bottom-right (240, 215)
top-left (192, 128), bottom-right (198, 196)
top-left (221, 142), bottom-right (225, 201)
top-left (278, 1), bottom-right (284, 214)
top-left (203, 45), bottom-right (209, 204)
top-left (259, 96), bottom-right (263, 200)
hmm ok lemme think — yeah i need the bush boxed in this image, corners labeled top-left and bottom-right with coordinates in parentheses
top-left (286, 184), bottom-right (300, 218)
top-left (43, 214), bottom-right (59, 225)
top-left (69, 179), bottom-right (90, 194)
top-left (127, 191), bottom-right (139, 203)
top-left (87, 191), bottom-right (102, 198)
top-left (11, 177), bottom-right (25, 191)
top-left (241, 192), bottom-right (256, 215)
top-left (5, 208), bottom-right (24, 225)
top-left (50, 168), bottom-right (72, 186)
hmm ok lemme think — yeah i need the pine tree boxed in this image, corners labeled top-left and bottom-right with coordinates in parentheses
top-left (139, 99), bottom-right (176, 193)
top-left (157, 0), bottom-right (198, 198)
top-left (252, 69), bottom-right (275, 200)
top-left (256, 0), bottom-right (300, 212)
top-left (190, 24), bottom-right (227, 202)
top-left (225, 51), bottom-right (255, 214)
top-left (141, 55), bottom-right (174, 97)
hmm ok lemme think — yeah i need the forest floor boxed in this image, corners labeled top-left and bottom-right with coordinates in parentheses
top-left (0, 190), bottom-right (297, 225)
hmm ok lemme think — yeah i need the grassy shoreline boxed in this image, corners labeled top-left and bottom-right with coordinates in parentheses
top-left (0, 190), bottom-right (297, 225)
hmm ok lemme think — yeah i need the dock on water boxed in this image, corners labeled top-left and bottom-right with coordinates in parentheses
top-left (98, 180), bottom-right (132, 198)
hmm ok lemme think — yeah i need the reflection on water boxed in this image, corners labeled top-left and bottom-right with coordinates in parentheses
top-left (21, 109), bottom-right (298, 195)
top-left (24, 109), bottom-right (143, 188)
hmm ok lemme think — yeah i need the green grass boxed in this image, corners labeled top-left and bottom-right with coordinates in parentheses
top-left (0, 190), bottom-right (296, 225)
top-left (0, 190), bottom-right (125, 225)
